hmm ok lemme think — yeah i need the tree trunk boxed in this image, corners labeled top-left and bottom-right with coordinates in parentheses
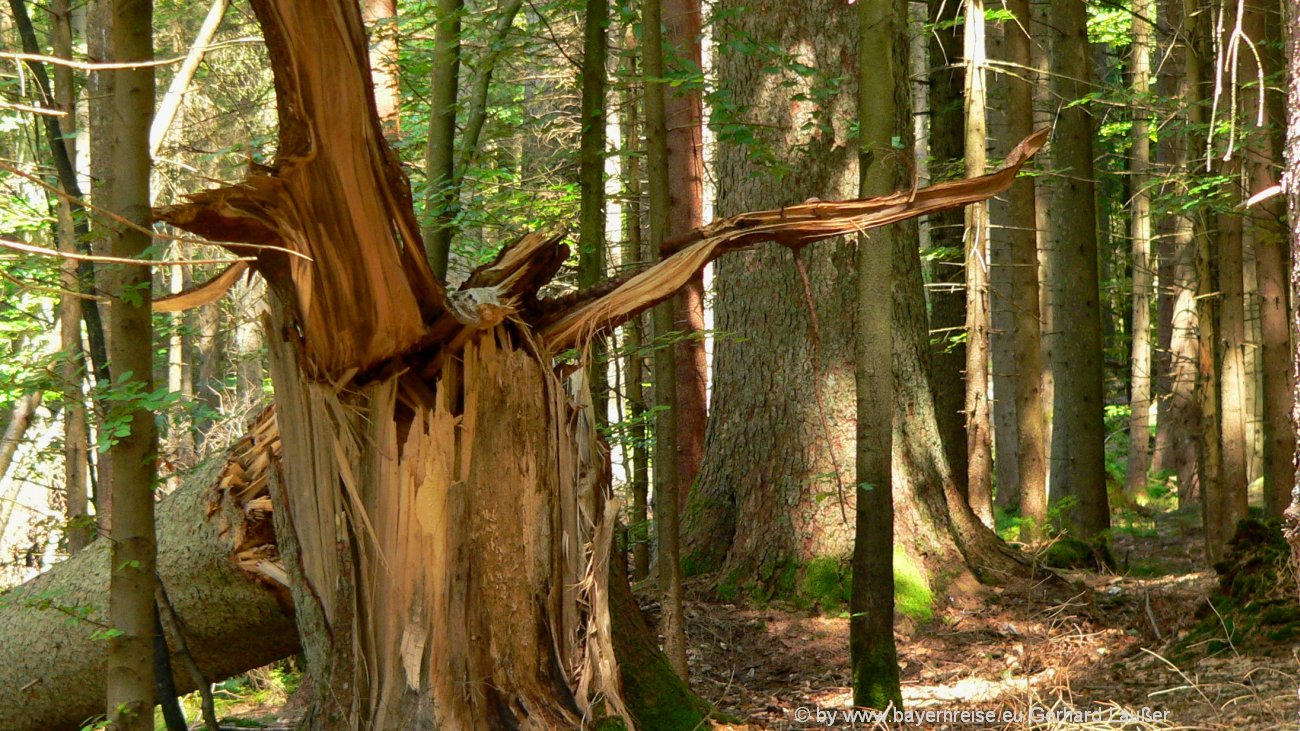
top-left (50, 0), bottom-right (90, 553)
top-left (664, 0), bottom-right (708, 510)
top-left (620, 27), bottom-right (651, 581)
top-left (645, 0), bottom-right (689, 680)
top-left (579, 0), bottom-right (609, 421)
top-left (422, 0), bottom-right (462, 280)
top-left (1152, 0), bottom-right (1201, 500)
top-left (684, 0), bottom-right (869, 590)
top-left (1243, 0), bottom-right (1293, 520)
top-left (963, 0), bottom-right (993, 528)
top-left (105, 0), bottom-right (159, 724)
top-left (1217, 160), bottom-right (1250, 546)
top-left (1001, 0), bottom-right (1046, 540)
top-left (685, 0), bottom-right (1033, 599)
top-left (925, 0), bottom-right (968, 498)
top-left (851, 0), bottom-right (903, 709)
top-left (1044, 0), bottom-right (1109, 539)
top-left (1282, 0), bottom-right (1300, 601)
top-left (1126, 0), bottom-right (1154, 498)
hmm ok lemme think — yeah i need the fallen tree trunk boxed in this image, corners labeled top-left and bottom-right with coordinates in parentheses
top-left (0, 410), bottom-right (298, 731)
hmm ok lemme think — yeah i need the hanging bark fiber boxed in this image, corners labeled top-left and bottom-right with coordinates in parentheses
top-left (149, 0), bottom-right (1047, 726)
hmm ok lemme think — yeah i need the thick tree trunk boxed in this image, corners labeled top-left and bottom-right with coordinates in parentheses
top-left (684, 0), bottom-right (873, 589)
top-left (684, 0), bottom-right (1032, 596)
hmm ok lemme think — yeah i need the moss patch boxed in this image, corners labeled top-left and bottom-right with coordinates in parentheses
top-left (781, 551), bottom-right (933, 621)
top-left (1174, 518), bottom-right (1300, 659)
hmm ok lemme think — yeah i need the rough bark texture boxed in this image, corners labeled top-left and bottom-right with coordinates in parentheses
top-left (664, 0), bottom-right (708, 510)
top-left (1044, 0), bottom-right (1109, 538)
top-left (683, 0), bottom-right (1038, 597)
top-left (1000, 0), bottom-right (1047, 540)
top-left (0, 418), bottom-right (298, 731)
top-left (684, 0), bottom-right (866, 589)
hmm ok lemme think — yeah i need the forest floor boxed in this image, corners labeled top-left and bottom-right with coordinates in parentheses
top-left (210, 504), bottom-right (1299, 731)
top-left (670, 504), bottom-right (1300, 730)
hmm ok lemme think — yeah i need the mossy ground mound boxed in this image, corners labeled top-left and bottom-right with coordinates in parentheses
top-left (1176, 518), bottom-right (1300, 658)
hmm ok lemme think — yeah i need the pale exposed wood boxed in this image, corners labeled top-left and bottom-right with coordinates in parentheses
top-left (154, 261), bottom-right (249, 312)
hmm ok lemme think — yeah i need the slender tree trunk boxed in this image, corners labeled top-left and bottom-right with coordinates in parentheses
top-left (963, 0), bottom-right (993, 528)
top-left (1003, 0), bottom-right (1046, 540)
top-left (925, 0), bottom-right (968, 497)
top-left (580, 0), bottom-right (609, 422)
top-left (1044, 0), bottom-right (1109, 539)
top-left (664, 0), bottom-right (707, 510)
top-left (851, 0), bottom-right (903, 710)
top-left (422, 0), bottom-right (462, 280)
top-left (105, 0), bottom-right (158, 725)
top-left (644, 0), bottom-right (689, 680)
top-left (1126, 0), bottom-right (1155, 498)
top-left (988, 16), bottom-right (1019, 514)
top-left (621, 27), bottom-right (651, 581)
top-left (51, 0), bottom-right (92, 552)
top-left (1243, 0), bottom-right (1293, 520)
top-left (11, 0), bottom-right (112, 508)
